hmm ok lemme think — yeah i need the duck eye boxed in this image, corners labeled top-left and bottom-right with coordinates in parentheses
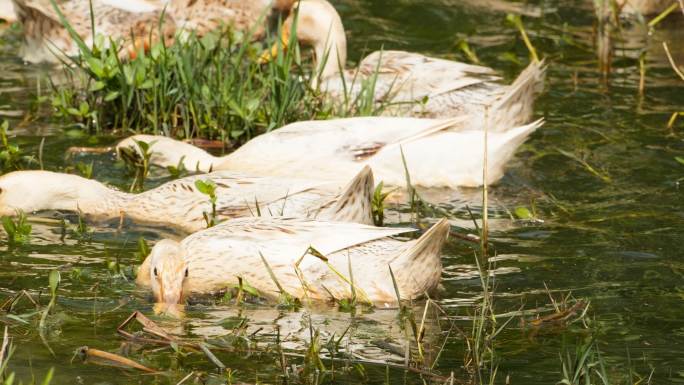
top-left (153, 268), bottom-right (158, 277)
top-left (184, 268), bottom-right (189, 278)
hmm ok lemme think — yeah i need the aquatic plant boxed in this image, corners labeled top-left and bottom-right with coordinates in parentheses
top-left (72, 210), bottom-right (92, 241)
top-left (118, 139), bottom-right (153, 192)
top-left (1, 210), bottom-right (32, 247)
top-left (0, 121), bottom-right (35, 172)
top-left (49, 16), bottom-right (387, 143)
top-left (558, 336), bottom-right (610, 385)
top-left (74, 161), bottom-right (94, 179)
top-left (371, 181), bottom-right (393, 226)
top-left (0, 327), bottom-right (55, 385)
top-left (166, 156), bottom-right (188, 180)
top-left (133, 237), bottom-right (151, 263)
top-left (194, 179), bottom-right (218, 228)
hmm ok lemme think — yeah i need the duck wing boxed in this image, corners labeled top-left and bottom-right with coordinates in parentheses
top-left (183, 217), bottom-right (414, 260)
top-left (134, 171), bottom-right (330, 225)
top-left (222, 116), bottom-right (465, 170)
top-left (168, 0), bottom-right (287, 37)
top-left (356, 50), bottom-right (500, 100)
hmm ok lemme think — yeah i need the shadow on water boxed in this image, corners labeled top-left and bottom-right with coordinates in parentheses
top-left (0, 0), bottom-right (683, 383)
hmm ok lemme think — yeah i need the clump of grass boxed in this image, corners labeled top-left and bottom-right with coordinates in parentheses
top-left (49, 14), bottom-right (388, 142)
top-left (2, 210), bottom-right (32, 247)
top-left (558, 335), bottom-right (609, 385)
top-left (75, 161), bottom-right (94, 179)
top-left (49, 22), bottom-right (314, 141)
top-left (464, 110), bottom-right (500, 385)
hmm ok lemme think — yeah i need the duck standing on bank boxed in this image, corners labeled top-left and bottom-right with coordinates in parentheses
top-left (0, 166), bottom-right (374, 232)
top-left (137, 216), bottom-right (450, 312)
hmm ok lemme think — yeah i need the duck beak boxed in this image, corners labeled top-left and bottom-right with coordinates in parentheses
top-left (153, 303), bottom-right (185, 318)
top-left (156, 279), bottom-right (184, 305)
top-left (258, 25), bottom-right (290, 64)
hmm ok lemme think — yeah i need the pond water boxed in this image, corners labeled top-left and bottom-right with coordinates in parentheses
top-left (1, 0), bottom-right (683, 384)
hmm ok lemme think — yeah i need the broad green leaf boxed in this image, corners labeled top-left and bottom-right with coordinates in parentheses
top-left (89, 80), bottom-right (105, 92)
top-left (104, 91), bottom-right (120, 102)
top-left (514, 207), bottom-right (534, 219)
top-left (85, 57), bottom-right (104, 77)
top-left (79, 102), bottom-right (89, 115)
top-left (48, 270), bottom-right (61, 296)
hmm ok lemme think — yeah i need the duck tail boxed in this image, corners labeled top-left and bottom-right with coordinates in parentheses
top-left (321, 165), bottom-right (374, 225)
top-left (11, 0), bottom-right (60, 24)
top-left (390, 218), bottom-right (450, 298)
top-left (484, 118), bottom-right (543, 184)
top-left (11, 0), bottom-right (68, 62)
top-left (489, 59), bottom-right (546, 131)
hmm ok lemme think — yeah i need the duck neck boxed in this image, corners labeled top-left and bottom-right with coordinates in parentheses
top-left (295, 0), bottom-right (348, 82)
top-left (48, 174), bottom-right (131, 218)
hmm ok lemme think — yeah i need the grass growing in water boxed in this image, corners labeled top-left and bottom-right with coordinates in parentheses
top-left (118, 139), bottom-right (154, 192)
top-left (195, 179), bottom-right (218, 228)
top-left (1, 211), bottom-right (32, 247)
top-left (49, 17), bottom-right (388, 142)
top-left (0, 121), bottom-right (35, 172)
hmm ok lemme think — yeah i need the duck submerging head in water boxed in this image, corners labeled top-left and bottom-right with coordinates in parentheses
top-left (137, 217), bottom-right (451, 315)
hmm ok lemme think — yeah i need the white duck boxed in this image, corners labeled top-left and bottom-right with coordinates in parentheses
top-left (117, 116), bottom-right (543, 188)
top-left (264, 0), bottom-right (545, 128)
top-left (137, 216), bottom-right (450, 309)
top-left (0, 166), bottom-right (374, 232)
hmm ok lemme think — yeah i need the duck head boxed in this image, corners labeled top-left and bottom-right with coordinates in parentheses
top-left (0, 170), bottom-right (116, 217)
top-left (146, 239), bottom-right (189, 308)
top-left (261, 0), bottom-right (347, 82)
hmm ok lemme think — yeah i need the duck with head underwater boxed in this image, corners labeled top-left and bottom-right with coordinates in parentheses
top-left (0, 165), bottom-right (375, 232)
top-left (137, 216), bottom-right (451, 315)
top-left (261, 0), bottom-right (546, 129)
top-left (116, 115), bottom-right (544, 189)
